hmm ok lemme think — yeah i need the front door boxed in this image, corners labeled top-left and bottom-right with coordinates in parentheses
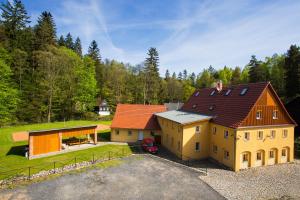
top-left (138, 131), bottom-right (144, 141)
top-left (255, 151), bottom-right (263, 167)
top-left (268, 150), bottom-right (275, 165)
top-left (240, 153), bottom-right (249, 169)
top-left (281, 149), bottom-right (287, 163)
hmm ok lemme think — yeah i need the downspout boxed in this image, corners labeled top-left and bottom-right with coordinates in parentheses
top-left (233, 129), bottom-right (237, 171)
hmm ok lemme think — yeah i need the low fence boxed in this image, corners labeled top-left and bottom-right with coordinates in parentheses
top-left (0, 147), bottom-right (130, 185)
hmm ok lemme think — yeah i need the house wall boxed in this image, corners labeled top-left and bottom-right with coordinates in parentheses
top-left (110, 128), bottom-right (159, 142)
top-left (209, 123), bottom-right (236, 169)
top-left (157, 117), bottom-right (183, 158)
top-left (235, 125), bottom-right (294, 171)
top-left (182, 121), bottom-right (210, 160)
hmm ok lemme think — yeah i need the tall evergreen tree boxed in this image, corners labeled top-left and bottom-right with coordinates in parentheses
top-left (190, 72), bottom-right (196, 86)
top-left (0, 47), bottom-right (19, 126)
top-left (144, 47), bottom-right (160, 104)
top-left (248, 55), bottom-right (262, 82)
top-left (0, 0), bottom-right (30, 50)
top-left (87, 40), bottom-right (101, 62)
top-left (183, 69), bottom-right (188, 80)
top-left (284, 45), bottom-right (300, 98)
top-left (58, 35), bottom-right (65, 46)
top-left (64, 32), bottom-right (74, 50)
top-left (178, 72), bottom-right (183, 81)
top-left (165, 69), bottom-right (170, 80)
top-left (74, 37), bottom-right (82, 57)
top-left (34, 11), bottom-right (56, 49)
top-left (172, 72), bottom-right (176, 79)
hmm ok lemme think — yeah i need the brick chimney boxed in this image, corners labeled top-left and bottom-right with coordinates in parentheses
top-left (216, 80), bottom-right (223, 92)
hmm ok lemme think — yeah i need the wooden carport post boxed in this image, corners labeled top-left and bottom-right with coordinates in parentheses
top-left (94, 128), bottom-right (97, 144)
top-left (29, 134), bottom-right (33, 159)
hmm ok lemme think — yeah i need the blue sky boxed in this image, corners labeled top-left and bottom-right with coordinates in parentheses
top-left (17, 0), bottom-right (300, 74)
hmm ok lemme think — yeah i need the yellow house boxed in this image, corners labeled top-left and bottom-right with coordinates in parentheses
top-left (155, 82), bottom-right (297, 171)
top-left (110, 104), bottom-right (166, 143)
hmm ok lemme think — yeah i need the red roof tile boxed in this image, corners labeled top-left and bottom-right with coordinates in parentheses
top-left (111, 104), bottom-right (167, 130)
top-left (181, 82), bottom-right (273, 128)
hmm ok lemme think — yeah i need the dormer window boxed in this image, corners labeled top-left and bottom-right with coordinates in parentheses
top-left (240, 88), bottom-right (248, 95)
top-left (273, 110), bottom-right (278, 119)
top-left (194, 91), bottom-right (200, 96)
top-left (256, 110), bottom-right (262, 119)
top-left (210, 90), bottom-right (216, 96)
top-left (192, 104), bottom-right (197, 109)
top-left (225, 89), bottom-right (232, 96)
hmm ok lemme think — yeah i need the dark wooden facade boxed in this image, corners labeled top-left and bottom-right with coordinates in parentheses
top-left (240, 87), bottom-right (293, 127)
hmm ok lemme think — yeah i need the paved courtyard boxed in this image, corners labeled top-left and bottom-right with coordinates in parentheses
top-left (0, 155), bottom-right (224, 200)
top-left (198, 159), bottom-right (300, 200)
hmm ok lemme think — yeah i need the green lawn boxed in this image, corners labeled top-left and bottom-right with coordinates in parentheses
top-left (0, 120), bottom-right (131, 180)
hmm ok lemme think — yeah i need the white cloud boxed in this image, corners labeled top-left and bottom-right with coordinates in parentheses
top-left (53, 0), bottom-right (300, 75)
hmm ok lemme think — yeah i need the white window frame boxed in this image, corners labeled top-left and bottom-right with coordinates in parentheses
top-left (244, 132), bottom-right (250, 141)
top-left (256, 110), bottom-right (262, 119)
top-left (128, 130), bottom-right (132, 136)
top-left (283, 129), bottom-right (288, 138)
top-left (270, 130), bottom-right (276, 139)
top-left (273, 110), bottom-right (278, 119)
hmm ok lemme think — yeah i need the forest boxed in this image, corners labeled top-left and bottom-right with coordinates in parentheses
top-left (0, 0), bottom-right (299, 126)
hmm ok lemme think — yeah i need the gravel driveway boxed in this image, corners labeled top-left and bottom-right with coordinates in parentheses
top-left (199, 159), bottom-right (300, 200)
top-left (0, 155), bottom-right (224, 200)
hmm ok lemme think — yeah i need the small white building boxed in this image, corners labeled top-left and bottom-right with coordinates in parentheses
top-left (98, 99), bottom-right (110, 116)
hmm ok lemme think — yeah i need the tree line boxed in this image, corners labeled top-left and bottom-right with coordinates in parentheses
top-left (0, 0), bottom-right (299, 126)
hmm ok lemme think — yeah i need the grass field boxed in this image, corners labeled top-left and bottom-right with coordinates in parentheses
top-left (0, 120), bottom-right (131, 180)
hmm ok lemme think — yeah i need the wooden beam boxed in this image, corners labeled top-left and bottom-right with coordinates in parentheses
top-left (94, 129), bottom-right (97, 144)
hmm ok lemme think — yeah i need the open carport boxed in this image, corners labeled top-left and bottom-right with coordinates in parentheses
top-left (29, 125), bottom-right (98, 159)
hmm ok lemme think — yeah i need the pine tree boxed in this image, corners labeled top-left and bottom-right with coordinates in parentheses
top-left (248, 55), bottom-right (260, 83)
top-left (34, 11), bottom-right (56, 49)
top-left (190, 72), bottom-right (196, 86)
top-left (165, 69), bottom-right (170, 80)
top-left (183, 69), bottom-right (188, 80)
top-left (87, 40), bottom-right (101, 62)
top-left (284, 45), bottom-right (300, 98)
top-left (58, 35), bottom-right (65, 46)
top-left (144, 47), bottom-right (160, 104)
top-left (178, 72), bottom-right (183, 81)
top-left (74, 37), bottom-right (82, 57)
top-left (0, 0), bottom-right (30, 50)
top-left (65, 32), bottom-right (74, 50)
top-left (172, 72), bottom-right (176, 79)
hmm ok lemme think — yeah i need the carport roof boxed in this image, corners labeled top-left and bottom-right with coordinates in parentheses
top-left (155, 110), bottom-right (212, 124)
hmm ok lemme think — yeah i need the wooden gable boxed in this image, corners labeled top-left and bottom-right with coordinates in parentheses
top-left (240, 85), bottom-right (295, 127)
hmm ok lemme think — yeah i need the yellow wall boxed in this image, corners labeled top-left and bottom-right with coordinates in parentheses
top-left (111, 128), bottom-right (159, 142)
top-left (235, 125), bottom-right (294, 171)
top-left (157, 117), bottom-right (183, 158)
top-left (182, 121), bottom-right (210, 160)
top-left (209, 123), bottom-right (236, 169)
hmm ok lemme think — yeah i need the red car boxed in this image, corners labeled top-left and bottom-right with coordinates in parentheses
top-left (141, 138), bottom-right (158, 154)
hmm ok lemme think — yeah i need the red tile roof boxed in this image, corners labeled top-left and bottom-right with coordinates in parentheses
top-left (181, 82), bottom-right (294, 128)
top-left (111, 104), bottom-right (167, 130)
